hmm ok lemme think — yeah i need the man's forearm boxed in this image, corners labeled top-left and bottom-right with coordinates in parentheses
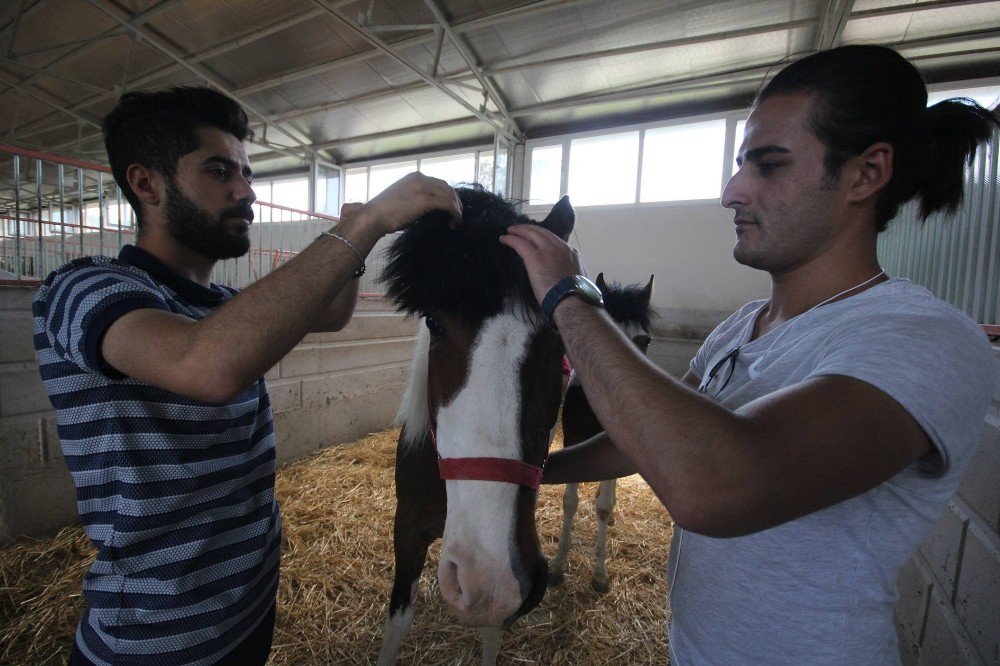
top-left (311, 271), bottom-right (361, 332)
top-left (551, 298), bottom-right (745, 516)
top-left (189, 213), bottom-right (383, 395)
top-left (544, 431), bottom-right (637, 484)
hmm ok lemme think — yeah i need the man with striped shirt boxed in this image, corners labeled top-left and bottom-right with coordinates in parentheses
top-left (33, 87), bottom-right (461, 666)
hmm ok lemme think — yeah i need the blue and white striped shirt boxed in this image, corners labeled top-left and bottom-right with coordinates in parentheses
top-left (33, 245), bottom-right (281, 666)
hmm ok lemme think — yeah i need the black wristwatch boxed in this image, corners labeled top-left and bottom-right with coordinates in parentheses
top-left (541, 275), bottom-right (604, 329)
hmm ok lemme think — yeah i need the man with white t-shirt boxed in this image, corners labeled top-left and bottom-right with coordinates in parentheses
top-left (500, 45), bottom-right (999, 663)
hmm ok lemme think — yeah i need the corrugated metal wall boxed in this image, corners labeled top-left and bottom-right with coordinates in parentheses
top-left (878, 129), bottom-right (999, 326)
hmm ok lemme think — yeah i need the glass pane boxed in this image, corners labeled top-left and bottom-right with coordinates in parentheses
top-left (369, 161), bottom-right (418, 199)
top-left (569, 132), bottom-right (639, 206)
top-left (420, 153), bottom-right (475, 186)
top-left (733, 118), bottom-right (748, 174)
top-left (529, 145), bottom-right (563, 205)
top-left (495, 142), bottom-right (508, 197)
top-left (84, 204), bottom-right (101, 229)
top-left (252, 181), bottom-right (272, 204)
top-left (640, 119), bottom-right (726, 202)
top-left (316, 166), bottom-right (341, 215)
top-left (477, 151), bottom-right (495, 190)
top-left (345, 168), bottom-right (368, 204)
top-left (271, 178), bottom-right (310, 210)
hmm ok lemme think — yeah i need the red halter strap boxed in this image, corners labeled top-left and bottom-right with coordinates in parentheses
top-left (429, 424), bottom-right (545, 491)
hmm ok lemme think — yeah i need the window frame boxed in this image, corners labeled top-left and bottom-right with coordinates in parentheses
top-left (524, 109), bottom-right (748, 210)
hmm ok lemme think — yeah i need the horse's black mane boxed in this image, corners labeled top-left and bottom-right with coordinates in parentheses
top-left (381, 185), bottom-right (539, 322)
top-left (601, 279), bottom-right (654, 331)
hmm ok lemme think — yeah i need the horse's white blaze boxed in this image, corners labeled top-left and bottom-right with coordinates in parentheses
top-left (397, 324), bottom-right (431, 447)
top-left (435, 312), bottom-right (530, 460)
top-left (435, 312), bottom-right (537, 626)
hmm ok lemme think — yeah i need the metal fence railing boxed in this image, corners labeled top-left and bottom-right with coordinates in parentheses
top-left (0, 144), bottom-right (389, 296)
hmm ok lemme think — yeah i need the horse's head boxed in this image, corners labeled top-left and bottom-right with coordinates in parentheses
top-left (383, 185), bottom-right (574, 628)
top-left (596, 272), bottom-right (655, 352)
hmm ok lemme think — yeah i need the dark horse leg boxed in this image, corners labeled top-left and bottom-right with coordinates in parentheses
top-left (377, 429), bottom-right (445, 665)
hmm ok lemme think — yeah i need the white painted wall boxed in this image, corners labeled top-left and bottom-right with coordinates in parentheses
top-left (525, 198), bottom-right (772, 338)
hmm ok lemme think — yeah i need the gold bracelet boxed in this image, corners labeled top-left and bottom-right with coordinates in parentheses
top-left (319, 231), bottom-right (366, 278)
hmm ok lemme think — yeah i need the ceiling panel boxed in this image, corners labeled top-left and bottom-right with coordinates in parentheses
top-left (0, 0), bottom-right (995, 176)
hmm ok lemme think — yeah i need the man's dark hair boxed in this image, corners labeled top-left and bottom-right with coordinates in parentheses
top-left (102, 87), bottom-right (254, 226)
top-left (757, 45), bottom-right (999, 231)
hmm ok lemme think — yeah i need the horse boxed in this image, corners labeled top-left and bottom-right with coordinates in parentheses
top-left (376, 185), bottom-right (575, 665)
top-left (548, 273), bottom-right (654, 594)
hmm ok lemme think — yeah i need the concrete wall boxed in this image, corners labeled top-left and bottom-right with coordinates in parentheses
top-left (524, 199), bottom-right (772, 342)
top-left (895, 345), bottom-right (1000, 665)
top-left (0, 285), bottom-right (418, 543)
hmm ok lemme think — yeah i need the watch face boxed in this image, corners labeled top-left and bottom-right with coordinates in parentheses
top-left (571, 276), bottom-right (603, 305)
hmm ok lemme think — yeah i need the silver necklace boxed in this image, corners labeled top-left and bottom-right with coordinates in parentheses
top-left (746, 269), bottom-right (886, 378)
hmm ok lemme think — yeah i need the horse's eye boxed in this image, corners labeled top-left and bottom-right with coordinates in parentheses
top-left (425, 316), bottom-right (445, 337)
top-left (634, 334), bottom-right (651, 351)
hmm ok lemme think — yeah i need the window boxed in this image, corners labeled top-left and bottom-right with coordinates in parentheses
top-left (478, 151), bottom-right (496, 190)
top-left (733, 119), bottom-right (748, 174)
top-left (369, 161), bottom-right (417, 199)
top-left (345, 168), bottom-right (368, 204)
top-left (640, 119), bottom-right (726, 202)
top-left (569, 132), bottom-right (639, 206)
top-left (271, 178), bottom-right (309, 210)
top-left (316, 165), bottom-right (341, 215)
top-left (420, 153), bottom-right (475, 186)
top-left (252, 181), bottom-right (272, 205)
top-left (528, 145), bottom-right (562, 205)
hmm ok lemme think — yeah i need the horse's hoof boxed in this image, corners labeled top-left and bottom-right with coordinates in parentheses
top-left (590, 577), bottom-right (610, 594)
top-left (548, 570), bottom-right (565, 586)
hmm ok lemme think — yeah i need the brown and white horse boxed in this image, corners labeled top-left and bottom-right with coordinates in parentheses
top-left (376, 186), bottom-right (574, 665)
top-left (549, 273), bottom-right (654, 594)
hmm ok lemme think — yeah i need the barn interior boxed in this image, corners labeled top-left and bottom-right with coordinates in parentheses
top-left (1, 1), bottom-right (998, 664)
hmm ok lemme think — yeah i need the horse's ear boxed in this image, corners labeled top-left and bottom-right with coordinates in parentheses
top-left (540, 195), bottom-right (574, 241)
top-left (642, 275), bottom-right (654, 301)
top-left (596, 272), bottom-right (608, 295)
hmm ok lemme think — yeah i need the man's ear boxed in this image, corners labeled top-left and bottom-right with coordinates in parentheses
top-left (845, 141), bottom-right (893, 205)
top-left (126, 163), bottom-right (165, 208)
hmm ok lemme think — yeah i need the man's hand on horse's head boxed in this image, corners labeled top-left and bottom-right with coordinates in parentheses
top-left (499, 224), bottom-right (583, 305)
top-left (358, 172), bottom-right (463, 237)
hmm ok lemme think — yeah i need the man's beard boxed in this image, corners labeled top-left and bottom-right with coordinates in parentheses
top-left (164, 180), bottom-right (253, 260)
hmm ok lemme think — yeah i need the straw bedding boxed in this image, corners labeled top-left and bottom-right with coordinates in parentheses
top-left (1, 429), bottom-right (672, 665)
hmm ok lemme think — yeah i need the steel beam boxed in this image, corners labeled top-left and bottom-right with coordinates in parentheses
top-left (2, 0), bottom-right (184, 138)
top-left (308, 0), bottom-right (517, 142)
top-left (84, 0), bottom-right (323, 163)
top-left (10, 3), bottom-right (338, 141)
top-left (814, 0), bottom-right (856, 51)
top-left (0, 71), bottom-right (103, 131)
top-left (232, 0), bottom-right (588, 97)
top-left (484, 18), bottom-right (819, 76)
top-left (4, 0), bottom-right (29, 58)
top-left (423, 0), bottom-right (520, 137)
top-left (850, 0), bottom-right (998, 20)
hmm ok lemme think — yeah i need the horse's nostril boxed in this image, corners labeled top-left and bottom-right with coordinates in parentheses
top-left (440, 559), bottom-right (464, 606)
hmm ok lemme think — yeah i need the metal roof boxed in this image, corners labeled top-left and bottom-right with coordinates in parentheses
top-left (1, 0), bottom-right (998, 176)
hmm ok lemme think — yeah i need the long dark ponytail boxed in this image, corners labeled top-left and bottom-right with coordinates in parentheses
top-left (757, 45), bottom-right (999, 231)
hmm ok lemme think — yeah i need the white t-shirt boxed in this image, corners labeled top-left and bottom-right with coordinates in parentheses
top-left (670, 278), bottom-right (996, 665)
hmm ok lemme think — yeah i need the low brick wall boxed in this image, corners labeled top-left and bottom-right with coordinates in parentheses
top-left (0, 285), bottom-right (417, 542)
top-left (895, 345), bottom-right (1000, 665)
